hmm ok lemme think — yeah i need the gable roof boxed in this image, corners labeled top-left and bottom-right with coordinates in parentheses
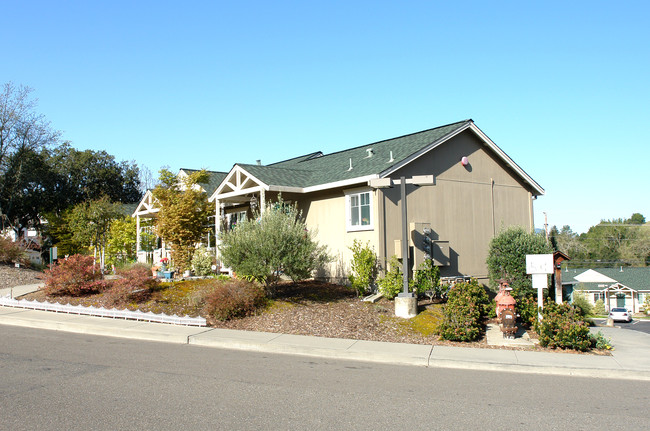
top-left (210, 120), bottom-right (544, 201)
top-left (566, 267), bottom-right (650, 292)
top-left (179, 169), bottom-right (228, 195)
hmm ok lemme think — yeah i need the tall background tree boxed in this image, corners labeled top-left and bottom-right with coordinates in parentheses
top-left (152, 168), bottom-right (211, 272)
top-left (67, 197), bottom-right (122, 270)
top-left (0, 82), bottom-right (60, 235)
top-left (550, 213), bottom-right (649, 268)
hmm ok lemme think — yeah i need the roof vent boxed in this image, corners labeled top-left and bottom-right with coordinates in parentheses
top-left (388, 151), bottom-right (394, 163)
top-left (348, 158), bottom-right (353, 171)
top-left (366, 148), bottom-right (374, 158)
top-left (256, 159), bottom-right (261, 166)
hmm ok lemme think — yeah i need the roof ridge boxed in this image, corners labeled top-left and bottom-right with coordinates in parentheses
top-left (287, 119), bottom-right (472, 162)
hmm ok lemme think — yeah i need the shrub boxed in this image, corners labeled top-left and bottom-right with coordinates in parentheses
top-left (486, 226), bottom-right (552, 320)
top-left (438, 279), bottom-right (489, 342)
top-left (572, 291), bottom-right (593, 317)
top-left (593, 299), bottom-right (606, 316)
top-left (202, 279), bottom-right (267, 321)
top-left (413, 259), bottom-right (441, 298)
top-left (517, 294), bottom-right (540, 328)
top-left (219, 199), bottom-right (329, 296)
top-left (377, 256), bottom-right (404, 299)
top-left (536, 301), bottom-right (592, 351)
top-left (43, 254), bottom-right (106, 296)
top-left (591, 330), bottom-right (613, 350)
top-left (191, 246), bottom-right (214, 276)
top-left (103, 264), bottom-right (159, 307)
top-left (348, 240), bottom-right (378, 296)
top-left (0, 236), bottom-right (29, 265)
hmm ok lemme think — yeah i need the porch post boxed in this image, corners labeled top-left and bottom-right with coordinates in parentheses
top-left (260, 189), bottom-right (266, 214)
top-left (215, 199), bottom-right (221, 259)
top-left (136, 215), bottom-right (141, 254)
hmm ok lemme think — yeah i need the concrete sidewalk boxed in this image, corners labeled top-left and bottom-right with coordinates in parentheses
top-left (2, 285), bottom-right (650, 381)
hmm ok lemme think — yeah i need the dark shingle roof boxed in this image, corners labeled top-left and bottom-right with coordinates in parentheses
top-left (238, 120), bottom-right (471, 188)
top-left (180, 169), bottom-right (228, 195)
top-left (567, 267), bottom-right (650, 291)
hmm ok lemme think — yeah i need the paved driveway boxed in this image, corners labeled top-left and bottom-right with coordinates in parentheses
top-left (593, 318), bottom-right (650, 335)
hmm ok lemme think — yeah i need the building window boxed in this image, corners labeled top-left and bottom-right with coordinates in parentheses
top-left (346, 190), bottom-right (373, 231)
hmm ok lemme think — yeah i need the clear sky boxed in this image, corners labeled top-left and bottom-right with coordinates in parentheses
top-left (2, 1), bottom-right (648, 234)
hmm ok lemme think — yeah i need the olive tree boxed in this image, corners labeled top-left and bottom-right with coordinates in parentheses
top-left (218, 200), bottom-right (329, 296)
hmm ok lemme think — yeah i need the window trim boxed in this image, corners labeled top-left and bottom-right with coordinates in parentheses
top-left (345, 188), bottom-right (374, 232)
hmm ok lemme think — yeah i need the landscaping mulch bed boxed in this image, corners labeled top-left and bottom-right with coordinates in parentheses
top-left (0, 264), bottom-right (43, 289)
top-left (5, 265), bottom-right (607, 354)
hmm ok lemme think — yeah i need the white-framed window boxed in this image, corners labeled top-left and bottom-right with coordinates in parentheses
top-left (345, 189), bottom-right (373, 231)
top-left (227, 210), bottom-right (247, 230)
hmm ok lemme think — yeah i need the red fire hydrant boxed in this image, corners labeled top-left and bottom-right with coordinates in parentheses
top-left (495, 280), bottom-right (516, 320)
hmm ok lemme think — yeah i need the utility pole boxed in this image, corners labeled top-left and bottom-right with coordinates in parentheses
top-left (543, 212), bottom-right (549, 242)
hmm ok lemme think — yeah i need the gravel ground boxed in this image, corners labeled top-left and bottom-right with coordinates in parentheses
top-left (0, 264), bottom-right (44, 289)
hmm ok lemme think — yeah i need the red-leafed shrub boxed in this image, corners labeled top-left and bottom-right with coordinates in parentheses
top-left (202, 279), bottom-right (267, 321)
top-left (43, 254), bottom-right (106, 296)
top-left (0, 236), bottom-right (29, 266)
top-left (102, 264), bottom-right (159, 307)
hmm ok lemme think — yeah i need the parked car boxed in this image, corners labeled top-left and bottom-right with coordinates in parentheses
top-left (609, 307), bottom-right (632, 322)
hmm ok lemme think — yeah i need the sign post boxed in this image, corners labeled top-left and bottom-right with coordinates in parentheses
top-left (526, 254), bottom-right (553, 322)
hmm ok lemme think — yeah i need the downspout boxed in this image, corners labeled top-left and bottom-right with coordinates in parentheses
top-left (490, 178), bottom-right (496, 236)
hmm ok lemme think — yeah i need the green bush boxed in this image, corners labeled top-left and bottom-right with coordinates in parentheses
top-left (517, 294), bottom-right (540, 327)
top-left (438, 279), bottom-right (489, 342)
top-left (591, 330), bottom-right (613, 350)
top-left (572, 291), bottom-right (593, 317)
top-left (219, 199), bottom-right (329, 296)
top-left (377, 256), bottom-right (404, 299)
top-left (593, 299), bottom-right (606, 315)
top-left (413, 259), bottom-right (441, 298)
top-left (536, 302), bottom-right (592, 351)
top-left (348, 240), bottom-right (378, 296)
top-left (486, 226), bottom-right (552, 320)
top-left (43, 254), bottom-right (107, 296)
top-left (191, 246), bottom-right (214, 276)
top-left (201, 279), bottom-right (267, 321)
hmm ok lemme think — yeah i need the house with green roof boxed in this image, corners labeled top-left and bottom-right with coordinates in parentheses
top-left (208, 119), bottom-right (544, 284)
top-left (563, 267), bottom-right (650, 314)
top-left (133, 169), bottom-right (227, 263)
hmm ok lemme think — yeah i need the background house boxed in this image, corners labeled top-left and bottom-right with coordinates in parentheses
top-left (209, 119), bottom-right (544, 284)
top-left (133, 169), bottom-right (227, 264)
top-left (563, 267), bottom-right (650, 313)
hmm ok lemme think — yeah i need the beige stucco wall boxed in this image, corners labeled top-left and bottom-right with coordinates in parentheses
top-left (379, 130), bottom-right (536, 282)
top-left (299, 189), bottom-right (380, 282)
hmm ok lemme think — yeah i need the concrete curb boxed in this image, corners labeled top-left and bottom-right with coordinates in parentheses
top-left (2, 304), bottom-right (650, 381)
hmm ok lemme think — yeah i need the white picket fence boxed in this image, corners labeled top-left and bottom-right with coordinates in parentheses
top-left (0, 296), bottom-right (206, 327)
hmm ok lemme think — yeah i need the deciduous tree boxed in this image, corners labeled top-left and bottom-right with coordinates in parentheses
top-left (152, 169), bottom-right (211, 272)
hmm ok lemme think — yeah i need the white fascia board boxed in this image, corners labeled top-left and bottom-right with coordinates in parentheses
top-left (302, 175), bottom-right (379, 193)
top-left (268, 185), bottom-right (303, 193)
top-left (215, 185), bottom-right (267, 200)
top-left (468, 123), bottom-right (545, 196)
top-left (133, 208), bottom-right (160, 217)
top-left (132, 190), bottom-right (156, 216)
top-left (209, 165), bottom-right (269, 202)
top-left (379, 122), bottom-right (471, 178)
top-left (212, 172), bottom-right (380, 199)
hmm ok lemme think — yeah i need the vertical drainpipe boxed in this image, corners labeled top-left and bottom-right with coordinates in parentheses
top-left (528, 191), bottom-right (534, 232)
top-left (490, 178), bottom-right (495, 236)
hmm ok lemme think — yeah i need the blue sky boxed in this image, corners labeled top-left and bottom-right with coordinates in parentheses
top-left (2, 1), bottom-right (648, 234)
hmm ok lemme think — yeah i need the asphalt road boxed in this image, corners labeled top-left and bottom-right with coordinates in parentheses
top-left (1, 326), bottom-right (648, 431)
top-left (593, 318), bottom-right (650, 334)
